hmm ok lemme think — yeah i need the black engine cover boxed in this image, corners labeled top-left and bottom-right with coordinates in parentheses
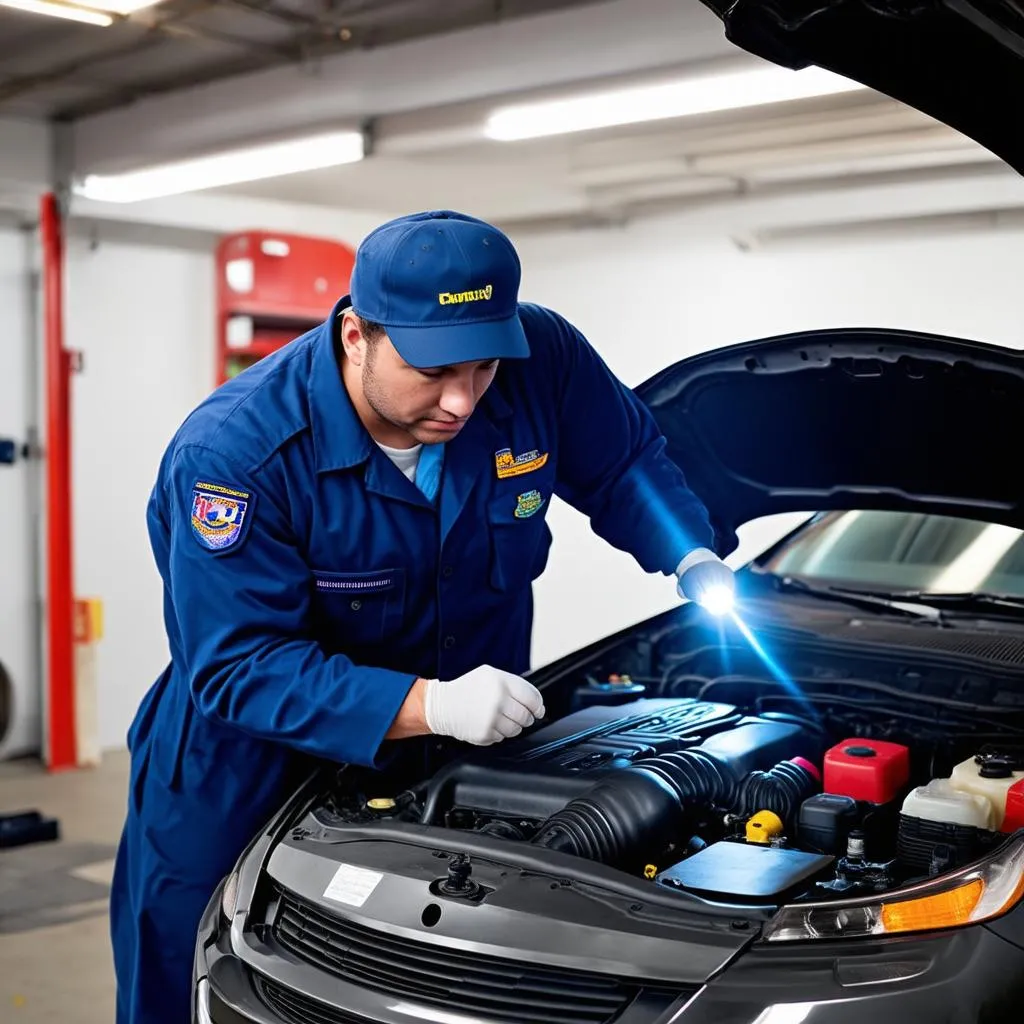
top-left (421, 698), bottom-right (762, 825)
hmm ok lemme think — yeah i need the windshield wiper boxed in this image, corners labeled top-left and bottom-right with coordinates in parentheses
top-left (882, 591), bottom-right (1024, 616)
top-left (771, 576), bottom-right (944, 621)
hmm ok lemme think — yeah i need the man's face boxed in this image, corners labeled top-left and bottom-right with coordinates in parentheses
top-left (342, 315), bottom-right (499, 446)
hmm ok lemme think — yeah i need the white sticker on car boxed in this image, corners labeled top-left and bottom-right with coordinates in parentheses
top-left (322, 863), bottom-right (383, 907)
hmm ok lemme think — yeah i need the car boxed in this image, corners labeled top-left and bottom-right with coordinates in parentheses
top-left (193, 3), bottom-right (1024, 1023)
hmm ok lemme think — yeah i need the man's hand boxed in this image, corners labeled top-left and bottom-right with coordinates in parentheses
top-left (423, 666), bottom-right (546, 745)
top-left (676, 547), bottom-right (735, 612)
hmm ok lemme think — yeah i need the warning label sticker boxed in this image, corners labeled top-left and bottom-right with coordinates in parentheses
top-left (322, 863), bottom-right (383, 908)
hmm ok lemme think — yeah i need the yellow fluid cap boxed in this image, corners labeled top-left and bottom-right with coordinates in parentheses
top-left (367, 797), bottom-right (396, 811)
top-left (746, 810), bottom-right (785, 844)
top-left (643, 864), bottom-right (658, 879)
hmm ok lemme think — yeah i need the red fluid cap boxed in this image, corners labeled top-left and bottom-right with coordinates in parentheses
top-left (1003, 778), bottom-right (1024, 834)
top-left (824, 739), bottom-right (911, 805)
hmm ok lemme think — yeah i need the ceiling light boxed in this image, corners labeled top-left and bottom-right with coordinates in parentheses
top-left (0, 0), bottom-right (113, 26)
top-left (73, 130), bottom-right (365, 204)
top-left (85, 0), bottom-right (166, 10)
top-left (485, 66), bottom-right (868, 142)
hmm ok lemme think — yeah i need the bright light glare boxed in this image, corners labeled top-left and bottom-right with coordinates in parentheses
top-left (73, 130), bottom-right (365, 204)
top-left (729, 609), bottom-right (820, 720)
top-left (698, 584), bottom-right (735, 617)
top-left (930, 523), bottom-right (1022, 592)
top-left (0, 0), bottom-right (113, 25)
top-left (390, 1002), bottom-right (482, 1024)
top-left (87, 0), bottom-right (164, 11)
top-left (751, 1003), bottom-right (816, 1024)
top-left (485, 66), bottom-right (867, 141)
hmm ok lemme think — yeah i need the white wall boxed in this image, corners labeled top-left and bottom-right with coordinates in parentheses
top-left (66, 237), bottom-right (215, 748)
top-left (517, 215), bottom-right (1024, 668)
top-left (0, 225), bottom-right (41, 758)
top-left (0, 118), bottom-right (50, 216)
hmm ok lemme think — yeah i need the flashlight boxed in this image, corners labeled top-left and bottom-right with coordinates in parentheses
top-left (677, 551), bottom-right (737, 616)
top-left (697, 583), bottom-right (735, 617)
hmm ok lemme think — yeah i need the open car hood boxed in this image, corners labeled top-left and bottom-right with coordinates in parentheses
top-left (636, 328), bottom-right (1024, 554)
top-left (700, 0), bottom-right (1024, 175)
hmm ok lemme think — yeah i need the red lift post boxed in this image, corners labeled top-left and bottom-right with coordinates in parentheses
top-left (215, 231), bottom-right (356, 385)
top-left (41, 192), bottom-right (76, 771)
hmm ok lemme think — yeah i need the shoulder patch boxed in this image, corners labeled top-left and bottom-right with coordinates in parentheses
top-left (190, 480), bottom-right (252, 552)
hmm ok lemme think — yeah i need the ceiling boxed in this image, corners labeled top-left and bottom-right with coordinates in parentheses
top-left (1, 0), bottom-right (1012, 228)
top-left (0, 0), bottom-right (599, 119)
top-left (212, 89), bottom-right (1002, 225)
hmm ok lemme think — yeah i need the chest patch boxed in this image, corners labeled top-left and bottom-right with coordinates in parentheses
top-left (191, 482), bottom-right (251, 551)
top-left (514, 489), bottom-right (545, 519)
top-left (495, 446), bottom-right (549, 479)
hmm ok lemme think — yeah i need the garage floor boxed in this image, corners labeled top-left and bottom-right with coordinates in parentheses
top-left (0, 752), bottom-right (129, 1024)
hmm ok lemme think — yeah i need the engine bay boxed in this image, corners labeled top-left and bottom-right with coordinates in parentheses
top-left (318, 612), bottom-right (1024, 909)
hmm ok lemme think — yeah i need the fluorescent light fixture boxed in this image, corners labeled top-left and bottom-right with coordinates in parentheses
top-left (485, 66), bottom-right (868, 142)
top-left (0, 0), bottom-right (113, 25)
top-left (86, 0), bottom-right (165, 11)
top-left (73, 130), bottom-right (365, 204)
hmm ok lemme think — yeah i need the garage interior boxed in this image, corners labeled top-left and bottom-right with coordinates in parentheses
top-left (2, 1), bottom-right (1024, 1022)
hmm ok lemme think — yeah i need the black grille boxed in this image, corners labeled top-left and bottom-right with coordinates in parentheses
top-left (257, 976), bottom-right (367, 1024)
top-left (271, 887), bottom-right (639, 1024)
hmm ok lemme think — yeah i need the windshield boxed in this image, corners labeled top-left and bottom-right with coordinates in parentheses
top-left (760, 510), bottom-right (1024, 597)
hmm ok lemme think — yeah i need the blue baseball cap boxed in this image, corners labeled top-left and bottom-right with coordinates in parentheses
top-left (343, 210), bottom-right (530, 369)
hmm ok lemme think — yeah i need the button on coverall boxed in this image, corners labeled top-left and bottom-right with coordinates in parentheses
top-left (110, 299), bottom-right (715, 1023)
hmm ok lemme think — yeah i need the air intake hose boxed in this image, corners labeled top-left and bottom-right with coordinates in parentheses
top-left (531, 750), bottom-right (818, 870)
top-left (735, 758), bottom-right (820, 823)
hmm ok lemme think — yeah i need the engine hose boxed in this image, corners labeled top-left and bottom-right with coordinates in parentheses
top-left (531, 752), bottom-right (818, 869)
top-left (735, 758), bottom-right (819, 827)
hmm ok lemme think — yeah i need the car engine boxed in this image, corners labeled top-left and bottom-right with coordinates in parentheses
top-left (416, 698), bottom-right (837, 897)
top-left (321, 607), bottom-right (1024, 908)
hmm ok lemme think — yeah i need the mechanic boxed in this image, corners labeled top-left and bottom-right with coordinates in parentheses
top-left (109, 209), bottom-right (734, 1024)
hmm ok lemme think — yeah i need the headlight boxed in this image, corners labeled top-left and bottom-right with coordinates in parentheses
top-left (765, 834), bottom-right (1024, 942)
top-left (220, 870), bottom-right (240, 923)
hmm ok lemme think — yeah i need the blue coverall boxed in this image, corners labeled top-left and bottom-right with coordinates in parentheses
top-left (110, 298), bottom-right (715, 1023)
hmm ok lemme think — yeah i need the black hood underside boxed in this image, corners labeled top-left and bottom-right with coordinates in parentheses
top-left (636, 327), bottom-right (1024, 555)
top-left (700, 0), bottom-right (1024, 175)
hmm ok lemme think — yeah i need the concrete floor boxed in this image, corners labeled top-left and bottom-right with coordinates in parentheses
top-left (0, 751), bottom-right (129, 1024)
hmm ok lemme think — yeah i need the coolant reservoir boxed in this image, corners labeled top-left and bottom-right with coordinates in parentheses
top-left (901, 778), bottom-right (995, 829)
top-left (950, 755), bottom-right (1024, 831)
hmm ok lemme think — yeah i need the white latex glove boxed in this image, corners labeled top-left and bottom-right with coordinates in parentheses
top-left (424, 665), bottom-right (546, 746)
top-left (676, 547), bottom-right (736, 612)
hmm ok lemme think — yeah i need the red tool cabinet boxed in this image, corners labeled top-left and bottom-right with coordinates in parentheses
top-left (215, 230), bottom-right (356, 385)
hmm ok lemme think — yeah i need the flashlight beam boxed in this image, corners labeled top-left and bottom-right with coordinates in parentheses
top-left (728, 609), bottom-right (820, 720)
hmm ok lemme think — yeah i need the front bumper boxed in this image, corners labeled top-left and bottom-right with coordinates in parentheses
top-left (194, 886), bottom-right (1024, 1024)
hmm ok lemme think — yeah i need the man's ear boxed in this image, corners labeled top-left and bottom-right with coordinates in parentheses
top-left (339, 311), bottom-right (367, 367)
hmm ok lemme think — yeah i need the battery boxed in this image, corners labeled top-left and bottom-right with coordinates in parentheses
top-left (656, 841), bottom-right (834, 901)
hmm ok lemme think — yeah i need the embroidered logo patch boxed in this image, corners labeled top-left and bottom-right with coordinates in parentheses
top-left (191, 481), bottom-right (250, 551)
top-left (495, 447), bottom-right (549, 479)
top-left (514, 489), bottom-right (545, 519)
